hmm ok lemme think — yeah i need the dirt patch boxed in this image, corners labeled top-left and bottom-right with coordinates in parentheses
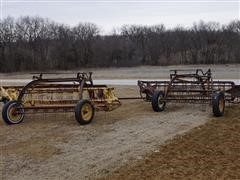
top-left (2, 137), bottom-right (63, 160)
top-left (101, 105), bottom-right (240, 179)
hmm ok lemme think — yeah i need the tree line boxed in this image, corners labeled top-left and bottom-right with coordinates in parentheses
top-left (0, 16), bottom-right (239, 72)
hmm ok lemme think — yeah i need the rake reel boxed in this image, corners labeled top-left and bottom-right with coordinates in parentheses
top-left (138, 69), bottom-right (240, 117)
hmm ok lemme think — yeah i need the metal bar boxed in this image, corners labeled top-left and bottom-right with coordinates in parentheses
top-left (22, 105), bottom-right (75, 109)
top-left (118, 97), bottom-right (142, 100)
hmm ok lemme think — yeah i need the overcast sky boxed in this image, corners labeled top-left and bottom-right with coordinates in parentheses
top-left (1, 0), bottom-right (239, 33)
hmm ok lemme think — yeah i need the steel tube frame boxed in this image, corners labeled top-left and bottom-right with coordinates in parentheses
top-left (138, 69), bottom-right (240, 104)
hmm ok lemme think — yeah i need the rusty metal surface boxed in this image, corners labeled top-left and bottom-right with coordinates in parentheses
top-left (138, 69), bottom-right (240, 104)
top-left (0, 72), bottom-right (121, 114)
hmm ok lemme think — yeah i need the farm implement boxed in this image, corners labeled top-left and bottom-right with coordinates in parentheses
top-left (0, 72), bottom-right (121, 125)
top-left (1, 69), bottom-right (239, 125)
top-left (138, 69), bottom-right (240, 117)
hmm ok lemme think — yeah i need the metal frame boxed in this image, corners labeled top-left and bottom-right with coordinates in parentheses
top-left (138, 69), bottom-right (240, 104)
top-left (1, 72), bottom-right (121, 115)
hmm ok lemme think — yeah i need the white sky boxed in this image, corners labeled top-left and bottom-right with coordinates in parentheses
top-left (1, 0), bottom-right (240, 34)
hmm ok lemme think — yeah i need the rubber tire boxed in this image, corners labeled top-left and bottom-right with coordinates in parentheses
top-left (212, 91), bottom-right (225, 117)
top-left (2, 100), bottom-right (24, 125)
top-left (151, 90), bottom-right (166, 112)
top-left (75, 99), bottom-right (95, 125)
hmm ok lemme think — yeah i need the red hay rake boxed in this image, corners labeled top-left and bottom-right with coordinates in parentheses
top-left (138, 69), bottom-right (240, 116)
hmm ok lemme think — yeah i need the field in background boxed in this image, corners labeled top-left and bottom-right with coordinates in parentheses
top-left (0, 64), bottom-right (240, 81)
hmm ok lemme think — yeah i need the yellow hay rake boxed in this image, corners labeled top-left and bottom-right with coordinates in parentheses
top-left (0, 72), bottom-right (121, 125)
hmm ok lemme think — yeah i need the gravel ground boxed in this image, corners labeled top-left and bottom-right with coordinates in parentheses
top-left (0, 64), bottom-right (239, 179)
top-left (101, 105), bottom-right (240, 179)
top-left (0, 86), bottom-right (210, 180)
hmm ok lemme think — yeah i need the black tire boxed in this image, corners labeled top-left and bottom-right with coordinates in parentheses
top-left (2, 100), bottom-right (24, 125)
top-left (212, 91), bottom-right (225, 117)
top-left (75, 99), bottom-right (95, 125)
top-left (151, 90), bottom-right (166, 112)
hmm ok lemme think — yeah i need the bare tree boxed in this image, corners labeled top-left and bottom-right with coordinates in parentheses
top-left (0, 16), bottom-right (239, 72)
top-left (0, 16), bottom-right (16, 71)
top-left (72, 23), bottom-right (99, 66)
